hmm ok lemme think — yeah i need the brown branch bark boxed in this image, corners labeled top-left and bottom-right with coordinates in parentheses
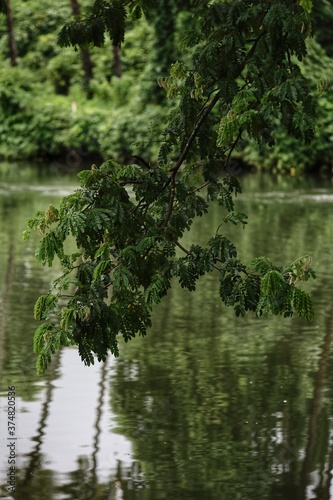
top-left (170, 91), bottom-right (221, 174)
top-left (160, 31), bottom-right (266, 230)
top-left (113, 45), bottom-right (122, 78)
top-left (174, 240), bottom-right (190, 255)
top-left (6, 0), bottom-right (17, 67)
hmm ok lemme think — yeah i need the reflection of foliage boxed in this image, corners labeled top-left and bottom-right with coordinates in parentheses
top-left (109, 195), bottom-right (333, 499)
top-left (0, 173), bottom-right (78, 399)
top-left (111, 297), bottom-right (319, 498)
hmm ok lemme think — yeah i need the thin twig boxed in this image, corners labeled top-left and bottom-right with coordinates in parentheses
top-left (196, 87), bottom-right (220, 119)
top-left (131, 155), bottom-right (151, 169)
top-left (170, 91), bottom-right (221, 174)
top-left (188, 181), bottom-right (209, 195)
top-left (159, 31), bottom-right (266, 230)
top-left (174, 240), bottom-right (190, 255)
top-left (223, 128), bottom-right (243, 171)
top-left (162, 173), bottom-right (176, 229)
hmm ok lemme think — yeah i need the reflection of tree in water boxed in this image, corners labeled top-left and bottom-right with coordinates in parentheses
top-left (3, 185), bottom-right (333, 499)
top-left (63, 459), bottom-right (145, 500)
top-left (0, 243), bottom-right (15, 371)
top-left (57, 359), bottom-right (110, 499)
top-left (13, 352), bottom-right (61, 499)
top-left (13, 354), bottom-right (139, 499)
top-left (297, 313), bottom-right (333, 500)
top-left (108, 271), bottom-right (333, 500)
top-left (0, 176), bottom-right (143, 498)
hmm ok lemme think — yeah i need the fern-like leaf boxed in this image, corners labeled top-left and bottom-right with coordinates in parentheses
top-left (34, 294), bottom-right (58, 321)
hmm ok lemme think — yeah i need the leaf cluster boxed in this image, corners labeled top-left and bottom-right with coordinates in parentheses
top-left (220, 256), bottom-right (315, 320)
top-left (26, 161), bottom-right (315, 373)
top-left (58, 1), bottom-right (127, 49)
top-left (24, 0), bottom-right (318, 372)
top-left (157, 0), bottom-right (315, 175)
top-left (25, 161), bottom-right (212, 372)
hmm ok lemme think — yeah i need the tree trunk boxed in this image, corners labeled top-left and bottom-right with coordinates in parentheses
top-left (6, 0), bottom-right (17, 67)
top-left (113, 45), bottom-right (122, 78)
top-left (82, 48), bottom-right (94, 81)
top-left (70, 0), bottom-right (94, 94)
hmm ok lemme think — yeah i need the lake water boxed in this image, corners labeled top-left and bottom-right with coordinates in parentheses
top-left (0, 164), bottom-right (333, 499)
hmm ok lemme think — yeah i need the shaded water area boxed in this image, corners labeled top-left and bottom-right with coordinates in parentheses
top-left (0, 164), bottom-right (333, 499)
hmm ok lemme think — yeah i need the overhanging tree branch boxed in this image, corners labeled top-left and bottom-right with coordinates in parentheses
top-left (23, 0), bottom-right (316, 373)
top-left (170, 91), bottom-right (221, 174)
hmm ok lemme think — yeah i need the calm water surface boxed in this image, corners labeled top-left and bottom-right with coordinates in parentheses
top-left (0, 165), bottom-right (333, 500)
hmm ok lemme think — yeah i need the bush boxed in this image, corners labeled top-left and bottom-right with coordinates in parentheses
top-left (242, 39), bottom-right (333, 174)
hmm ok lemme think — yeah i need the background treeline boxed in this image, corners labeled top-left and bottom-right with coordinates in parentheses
top-left (0, 0), bottom-right (332, 174)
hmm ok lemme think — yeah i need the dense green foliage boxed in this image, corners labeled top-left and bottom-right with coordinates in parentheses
top-left (242, 37), bottom-right (333, 173)
top-left (0, 0), bottom-right (167, 161)
top-left (0, 0), bottom-right (332, 171)
top-left (20, 0), bottom-right (320, 373)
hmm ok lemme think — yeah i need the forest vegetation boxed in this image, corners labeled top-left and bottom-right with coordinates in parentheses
top-left (0, 0), bottom-right (333, 174)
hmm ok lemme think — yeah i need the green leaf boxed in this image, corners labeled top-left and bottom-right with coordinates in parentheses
top-left (60, 307), bottom-right (75, 331)
top-left (93, 259), bottom-right (111, 279)
top-left (248, 257), bottom-right (274, 275)
top-left (34, 294), bottom-right (58, 321)
top-left (113, 265), bottom-right (132, 290)
top-left (33, 323), bottom-right (54, 353)
top-left (209, 235), bottom-right (237, 262)
top-left (283, 255), bottom-right (315, 283)
top-left (78, 336), bottom-right (95, 366)
top-left (144, 274), bottom-right (170, 309)
top-left (292, 287), bottom-right (314, 320)
top-left (261, 270), bottom-right (286, 297)
top-left (299, 0), bottom-right (313, 14)
top-left (136, 237), bottom-right (156, 254)
top-left (223, 211), bottom-right (248, 227)
top-left (35, 232), bottom-right (63, 266)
